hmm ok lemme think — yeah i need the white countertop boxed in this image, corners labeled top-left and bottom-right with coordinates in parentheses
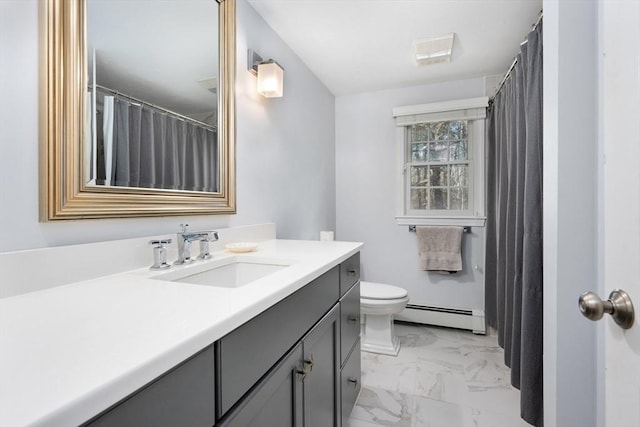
top-left (0, 239), bottom-right (362, 427)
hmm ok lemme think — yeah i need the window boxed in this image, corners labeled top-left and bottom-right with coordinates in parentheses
top-left (407, 120), bottom-right (471, 212)
top-left (393, 97), bottom-right (487, 226)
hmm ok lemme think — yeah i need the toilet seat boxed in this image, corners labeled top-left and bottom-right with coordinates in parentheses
top-left (361, 281), bottom-right (408, 300)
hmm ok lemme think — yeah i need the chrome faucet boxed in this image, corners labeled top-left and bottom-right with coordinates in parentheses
top-left (175, 224), bottom-right (220, 265)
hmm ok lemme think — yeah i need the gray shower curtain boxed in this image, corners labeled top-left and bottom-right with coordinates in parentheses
top-left (485, 22), bottom-right (543, 427)
top-left (111, 97), bottom-right (218, 192)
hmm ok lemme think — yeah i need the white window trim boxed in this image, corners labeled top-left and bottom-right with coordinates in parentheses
top-left (393, 97), bottom-right (488, 227)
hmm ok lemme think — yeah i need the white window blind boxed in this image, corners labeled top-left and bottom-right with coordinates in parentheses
top-left (393, 97), bottom-right (488, 126)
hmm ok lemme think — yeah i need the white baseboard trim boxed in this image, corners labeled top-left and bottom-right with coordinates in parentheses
top-left (394, 304), bottom-right (486, 334)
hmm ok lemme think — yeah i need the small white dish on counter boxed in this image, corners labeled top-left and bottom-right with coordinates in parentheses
top-left (225, 242), bottom-right (258, 253)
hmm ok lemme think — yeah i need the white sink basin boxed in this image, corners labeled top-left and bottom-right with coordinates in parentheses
top-left (153, 256), bottom-right (293, 288)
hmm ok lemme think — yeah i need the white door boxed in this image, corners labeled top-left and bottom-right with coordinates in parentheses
top-left (599, 0), bottom-right (640, 425)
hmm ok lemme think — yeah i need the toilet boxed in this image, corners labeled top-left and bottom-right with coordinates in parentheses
top-left (360, 281), bottom-right (409, 356)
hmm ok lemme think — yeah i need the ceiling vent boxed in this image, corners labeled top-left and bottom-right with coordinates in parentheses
top-left (413, 33), bottom-right (455, 66)
top-left (198, 76), bottom-right (217, 94)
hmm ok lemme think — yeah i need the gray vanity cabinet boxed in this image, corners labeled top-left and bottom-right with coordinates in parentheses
top-left (219, 306), bottom-right (340, 427)
top-left (84, 345), bottom-right (215, 427)
top-left (216, 266), bottom-right (340, 417)
top-left (339, 253), bottom-right (362, 424)
top-left (82, 252), bottom-right (361, 427)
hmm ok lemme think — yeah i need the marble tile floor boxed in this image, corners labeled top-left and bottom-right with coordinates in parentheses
top-left (348, 322), bottom-right (532, 427)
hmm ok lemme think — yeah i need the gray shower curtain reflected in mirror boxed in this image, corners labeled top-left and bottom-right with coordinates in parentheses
top-left (96, 96), bottom-right (218, 192)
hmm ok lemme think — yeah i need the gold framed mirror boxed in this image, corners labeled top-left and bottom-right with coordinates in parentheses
top-left (41, 0), bottom-right (236, 220)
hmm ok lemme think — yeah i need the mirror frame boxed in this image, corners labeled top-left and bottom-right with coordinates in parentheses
top-left (41, 0), bottom-right (236, 220)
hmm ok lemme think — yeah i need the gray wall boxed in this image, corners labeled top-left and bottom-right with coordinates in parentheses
top-left (335, 78), bottom-right (487, 311)
top-left (0, 0), bottom-right (335, 252)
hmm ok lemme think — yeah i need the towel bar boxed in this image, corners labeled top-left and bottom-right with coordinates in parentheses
top-left (408, 225), bottom-right (470, 233)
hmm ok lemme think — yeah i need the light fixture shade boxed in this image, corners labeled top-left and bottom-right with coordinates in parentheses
top-left (257, 61), bottom-right (284, 98)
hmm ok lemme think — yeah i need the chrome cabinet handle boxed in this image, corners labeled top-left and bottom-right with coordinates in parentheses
top-left (347, 377), bottom-right (358, 387)
top-left (347, 269), bottom-right (357, 275)
top-left (578, 289), bottom-right (635, 329)
top-left (348, 316), bottom-right (358, 324)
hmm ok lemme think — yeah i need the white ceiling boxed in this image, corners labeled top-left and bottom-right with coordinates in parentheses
top-left (248, 0), bottom-right (542, 96)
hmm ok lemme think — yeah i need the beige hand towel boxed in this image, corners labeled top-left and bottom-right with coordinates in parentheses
top-left (416, 226), bottom-right (463, 272)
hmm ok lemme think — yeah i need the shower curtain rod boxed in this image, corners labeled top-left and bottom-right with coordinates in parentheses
top-left (92, 84), bottom-right (217, 131)
top-left (491, 10), bottom-right (543, 102)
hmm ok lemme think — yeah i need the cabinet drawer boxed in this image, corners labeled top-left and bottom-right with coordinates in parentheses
top-left (218, 266), bottom-right (340, 417)
top-left (85, 345), bottom-right (215, 427)
top-left (339, 253), bottom-right (360, 296)
top-left (340, 339), bottom-right (361, 427)
top-left (340, 281), bottom-right (360, 367)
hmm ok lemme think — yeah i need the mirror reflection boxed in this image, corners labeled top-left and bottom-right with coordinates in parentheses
top-left (86, 0), bottom-right (219, 193)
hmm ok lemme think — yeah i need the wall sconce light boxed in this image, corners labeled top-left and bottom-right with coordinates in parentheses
top-left (248, 49), bottom-right (284, 98)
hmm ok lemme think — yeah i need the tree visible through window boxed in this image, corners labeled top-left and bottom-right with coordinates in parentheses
top-left (407, 120), bottom-right (471, 212)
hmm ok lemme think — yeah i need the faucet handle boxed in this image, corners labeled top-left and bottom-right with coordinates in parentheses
top-left (195, 231), bottom-right (219, 260)
top-left (197, 240), bottom-right (212, 260)
top-left (148, 239), bottom-right (172, 270)
top-left (179, 224), bottom-right (189, 233)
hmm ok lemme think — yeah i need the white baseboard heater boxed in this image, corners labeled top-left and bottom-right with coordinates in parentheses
top-left (394, 304), bottom-right (486, 334)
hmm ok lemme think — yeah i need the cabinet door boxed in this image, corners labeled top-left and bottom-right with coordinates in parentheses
top-left (218, 344), bottom-right (304, 427)
top-left (302, 305), bottom-right (340, 427)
